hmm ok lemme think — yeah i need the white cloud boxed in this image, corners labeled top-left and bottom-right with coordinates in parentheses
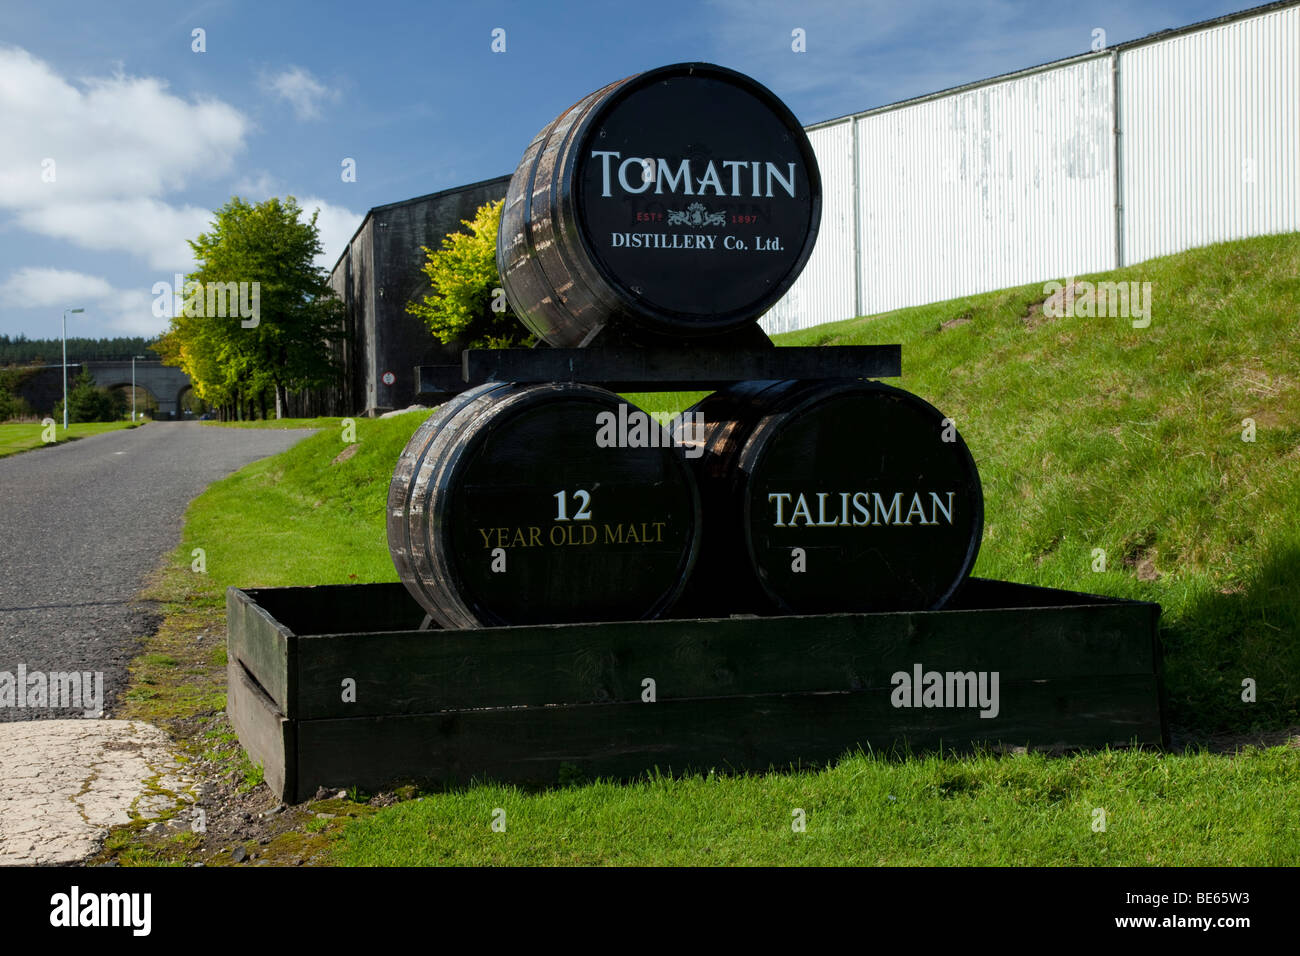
top-left (15, 198), bottom-right (216, 272)
top-left (0, 267), bottom-right (164, 336)
top-left (295, 196), bottom-right (364, 270)
top-left (0, 192), bottom-right (365, 339)
top-left (0, 50), bottom-right (357, 338)
top-left (0, 47), bottom-right (248, 208)
top-left (262, 66), bottom-right (337, 121)
top-left (0, 268), bottom-right (115, 309)
top-left (99, 289), bottom-right (163, 336)
top-left (0, 46), bottom-right (250, 270)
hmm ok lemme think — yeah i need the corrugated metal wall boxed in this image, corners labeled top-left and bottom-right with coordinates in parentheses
top-left (761, 2), bottom-right (1299, 334)
top-left (855, 57), bottom-right (1116, 320)
top-left (1120, 3), bottom-right (1300, 264)
top-left (761, 121), bottom-right (857, 335)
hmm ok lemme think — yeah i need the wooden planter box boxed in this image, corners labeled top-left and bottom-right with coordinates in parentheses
top-left (226, 580), bottom-right (1166, 804)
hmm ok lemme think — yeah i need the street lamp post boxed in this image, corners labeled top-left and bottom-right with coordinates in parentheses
top-left (61, 307), bottom-right (84, 430)
top-left (132, 355), bottom-right (145, 421)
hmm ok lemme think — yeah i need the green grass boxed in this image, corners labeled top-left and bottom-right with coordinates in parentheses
top-left (151, 232), bottom-right (1299, 866)
top-left (239, 756), bottom-right (266, 794)
top-left (178, 415), bottom-right (415, 593)
top-left (621, 391), bottom-right (710, 417)
top-left (0, 419), bottom-right (142, 458)
top-left (335, 746), bottom-right (1300, 866)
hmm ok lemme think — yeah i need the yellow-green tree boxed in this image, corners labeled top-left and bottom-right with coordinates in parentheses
top-left (407, 200), bottom-right (531, 348)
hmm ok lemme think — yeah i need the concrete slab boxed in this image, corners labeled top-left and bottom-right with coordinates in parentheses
top-left (0, 719), bottom-right (192, 866)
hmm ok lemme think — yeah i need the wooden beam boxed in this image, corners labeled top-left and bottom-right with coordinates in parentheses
top-left (415, 345), bottom-right (903, 395)
top-left (294, 676), bottom-right (1164, 801)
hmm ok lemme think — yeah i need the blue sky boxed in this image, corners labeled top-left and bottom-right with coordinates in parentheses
top-left (0, 0), bottom-right (1260, 340)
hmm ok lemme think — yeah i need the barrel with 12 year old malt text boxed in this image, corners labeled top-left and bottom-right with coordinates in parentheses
top-left (388, 383), bottom-right (702, 628)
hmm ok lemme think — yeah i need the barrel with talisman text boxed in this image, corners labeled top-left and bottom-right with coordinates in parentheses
top-left (677, 379), bottom-right (983, 615)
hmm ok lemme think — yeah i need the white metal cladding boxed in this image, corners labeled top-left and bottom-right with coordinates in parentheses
top-left (854, 56), bottom-right (1116, 318)
top-left (759, 121), bottom-right (857, 335)
top-left (1119, 4), bottom-right (1300, 265)
top-left (766, 2), bottom-right (1300, 331)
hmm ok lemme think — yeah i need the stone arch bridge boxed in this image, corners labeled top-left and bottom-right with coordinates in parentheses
top-left (12, 362), bottom-right (192, 420)
top-left (84, 361), bottom-right (193, 419)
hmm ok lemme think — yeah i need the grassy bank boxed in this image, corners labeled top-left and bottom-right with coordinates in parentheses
top-left (112, 232), bottom-right (1299, 866)
top-left (183, 415), bottom-right (409, 589)
top-left (778, 233), bottom-right (1300, 733)
top-left (0, 419), bottom-right (142, 458)
top-left (336, 747), bottom-right (1299, 866)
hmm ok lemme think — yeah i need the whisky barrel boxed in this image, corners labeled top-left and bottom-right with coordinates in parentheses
top-left (677, 380), bottom-right (983, 615)
top-left (498, 62), bottom-right (822, 347)
top-left (387, 383), bottom-right (702, 628)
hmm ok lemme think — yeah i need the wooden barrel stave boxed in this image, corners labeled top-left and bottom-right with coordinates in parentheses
top-left (499, 81), bottom-right (626, 346)
top-left (387, 383), bottom-right (511, 618)
top-left (405, 385), bottom-right (502, 623)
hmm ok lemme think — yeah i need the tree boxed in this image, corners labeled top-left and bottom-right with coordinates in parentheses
top-left (407, 199), bottom-right (532, 349)
top-left (0, 335), bottom-right (157, 366)
top-left (0, 370), bottom-right (32, 422)
top-left (156, 196), bottom-right (343, 419)
top-left (53, 368), bottom-right (117, 423)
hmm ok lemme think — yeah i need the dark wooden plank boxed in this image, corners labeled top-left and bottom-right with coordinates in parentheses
top-left (292, 674), bottom-right (1164, 799)
top-left (413, 344), bottom-right (904, 394)
top-left (226, 586), bottom-right (295, 714)
top-left (242, 582), bottom-right (424, 638)
top-left (291, 598), bottom-right (1158, 719)
top-left (226, 659), bottom-right (296, 804)
top-left (242, 578), bottom-right (1158, 634)
top-left (416, 365), bottom-right (467, 394)
top-left (950, 577), bottom-right (1151, 610)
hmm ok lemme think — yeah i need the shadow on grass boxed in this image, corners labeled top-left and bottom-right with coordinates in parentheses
top-left (1161, 542), bottom-right (1300, 738)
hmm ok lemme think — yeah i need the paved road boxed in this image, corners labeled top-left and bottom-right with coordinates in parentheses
top-left (0, 423), bottom-right (316, 721)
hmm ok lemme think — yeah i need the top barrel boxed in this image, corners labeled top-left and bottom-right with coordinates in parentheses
top-left (498, 62), bottom-right (822, 347)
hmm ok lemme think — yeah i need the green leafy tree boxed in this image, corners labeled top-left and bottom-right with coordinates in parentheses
top-left (407, 199), bottom-right (532, 349)
top-left (53, 368), bottom-right (118, 423)
top-left (157, 196), bottom-right (343, 419)
top-left (0, 335), bottom-right (157, 366)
